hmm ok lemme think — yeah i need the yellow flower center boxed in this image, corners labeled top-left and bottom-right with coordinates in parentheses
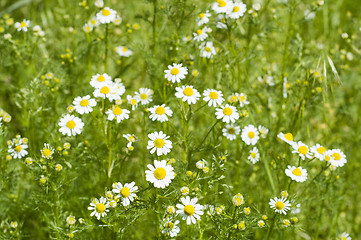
top-left (223, 107), bottom-right (232, 116)
top-left (140, 93), bottom-right (148, 100)
top-left (292, 168), bottom-right (302, 176)
top-left (154, 167), bottom-right (166, 180)
top-left (91, 19), bottom-right (97, 25)
top-left (156, 106), bottom-right (165, 115)
top-left (66, 120), bottom-right (76, 129)
top-left (20, 21), bottom-right (27, 28)
top-left (209, 92), bottom-right (218, 99)
top-left (332, 152), bottom-right (341, 160)
top-left (184, 205), bottom-right (195, 216)
top-left (228, 127), bottom-right (235, 134)
top-left (95, 203), bottom-right (106, 213)
top-left (199, 13), bottom-right (205, 19)
top-left (97, 75), bottom-right (105, 82)
top-left (100, 86), bottom-right (110, 94)
top-left (131, 99), bottom-right (137, 105)
top-left (120, 187), bottom-right (130, 198)
top-left (233, 6), bottom-right (240, 12)
top-left (219, 0), bottom-right (227, 7)
top-left (317, 146), bottom-right (326, 154)
top-left (251, 152), bottom-right (257, 158)
top-left (284, 133), bottom-right (293, 141)
top-left (80, 99), bottom-right (89, 107)
top-left (325, 155), bottom-right (331, 161)
top-left (240, 95), bottom-right (246, 102)
top-left (42, 148), bottom-right (52, 157)
top-left (165, 222), bottom-right (174, 229)
top-left (170, 68), bottom-right (179, 75)
top-left (102, 9), bottom-right (111, 16)
top-left (183, 87), bottom-right (194, 96)
top-left (197, 29), bottom-right (203, 35)
top-left (205, 47), bottom-right (212, 52)
top-left (123, 47), bottom-right (128, 52)
top-left (275, 201), bottom-right (284, 210)
top-left (129, 136), bottom-right (135, 142)
top-left (113, 106), bottom-right (122, 115)
top-left (154, 139), bottom-right (165, 148)
top-left (248, 131), bottom-right (255, 139)
top-left (14, 145), bottom-right (22, 152)
top-left (298, 146), bottom-right (308, 155)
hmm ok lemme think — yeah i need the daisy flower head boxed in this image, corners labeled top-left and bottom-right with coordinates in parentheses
top-left (8, 137), bottom-right (28, 159)
top-left (112, 181), bottom-right (138, 206)
top-left (90, 73), bottom-right (112, 88)
top-left (127, 95), bottom-right (138, 110)
top-left (216, 15), bottom-right (227, 29)
top-left (66, 216), bottom-right (76, 225)
top-left (175, 85), bottom-right (201, 105)
top-left (277, 132), bottom-right (294, 145)
top-left (328, 149), bottom-right (347, 167)
top-left (145, 160), bottom-right (175, 188)
top-left (232, 193), bottom-right (245, 207)
top-left (134, 88), bottom-right (153, 105)
top-left (88, 197), bottom-right (110, 220)
top-left (93, 82), bottom-right (114, 100)
top-left (41, 143), bottom-right (54, 159)
top-left (83, 23), bottom-right (93, 33)
top-left (258, 220), bottom-right (266, 228)
top-left (58, 114), bottom-right (84, 136)
top-left (222, 123), bottom-right (240, 141)
top-left (73, 95), bottom-right (97, 114)
top-left (203, 88), bottom-right (224, 107)
top-left (95, 0), bottom-right (104, 8)
top-left (161, 219), bottom-right (180, 237)
top-left (200, 41), bottom-right (217, 59)
top-left (115, 46), bottom-right (133, 57)
top-left (197, 11), bottom-right (211, 26)
top-left (291, 141), bottom-right (312, 160)
top-left (269, 197), bottom-right (291, 215)
top-left (176, 196), bottom-right (204, 225)
top-left (227, 1), bottom-right (247, 19)
top-left (212, 0), bottom-right (232, 13)
top-left (123, 134), bottom-right (137, 147)
top-left (15, 19), bottom-right (31, 32)
top-left (106, 105), bottom-right (130, 123)
top-left (164, 63), bottom-right (188, 83)
top-left (148, 104), bottom-right (173, 122)
top-left (248, 147), bottom-right (260, 164)
top-left (310, 144), bottom-right (326, 161)
top-left (196, 160), bottom-right (207, 169)
top-left (258, 125), bottom-right (269, 138)
top-left (180, 186), bottom-right (190, 196)
top-left (96, 7), bottom-right (117, 24)
top-left (89, 17), bottom-right (100, 27)
top-left (236, 93), bottom-right (250, 107)
top-left (285, 165), bottom-right (308, 182)
top-left (241, 124), bottom-right (260, 145)
top-left (338, 232), bottom-right (352, 240)
top-left (215, 104), bottom-right (239, 123)
top-left (167, 205), bottom-right (176, 215)
top-left (147, 131), bottom-right (173, 156)
top-left (193, 26), bottom-right (210, 42)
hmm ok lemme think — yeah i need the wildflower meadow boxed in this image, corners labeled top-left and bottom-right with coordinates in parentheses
top-left (0, 0), bottom-right (360, 239)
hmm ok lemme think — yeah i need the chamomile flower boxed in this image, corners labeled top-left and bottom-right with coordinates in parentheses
top-left (203, 89), bottom-right (224, 107)
top-left (248, 147), bottom-right (260, 164)
top-left (88, 197), bottom-right (110, 220)
top-left (197, 11), bottom-right (211, 26)
top-left (134, 88), bottom-right (153, 105)
top-left (193, 27), bottom-right (210, 42)
top-left (8, 138), bottom-right (28, 159)
top-left (258, 125), bottom-right (269, 138)
top-left (310, 144), bottom-right (326, 161)
top-left (93, 82), bottom-right (114, 99)
top-left (196, 160), bottom-right (207, 169)
top-left (236, 93), bottom-right (250, 107)
top-left (161, 219), bottom-right (180, 237)
top-left (145, 160), bottom-right (175, 188)
top-left (200, 41), bottom-right (217, 59)
top-left (175, 85), bottom-right (201, 104)
top-left (112, 181), bottom-right (138, 206)
top-left (176, 196), bottom-right (204, 225)
top-left (58, 114), bottom-right (84, 136)
top-left (329, 149), bottom-right (347, 167)
top-left (180, 186), bottom-right (190, 196)
top-left (232, 193), bottom-right (245, 206)
top-left (215, 104), bottom-right (239, 123)
top-left (115, 46), bottom-right (133, 57)
top-left (291, 141), bottom-right (313, 160)
top-left (90, 73), bottom-right (112, 88)
top-left (241, 125), bottom-right (260, 145)
top-left (148, 104), bottom-right (173, 122)
top-left (277, 132), bottom-right (294, 145)
top-left (66, 216), bottom-right (76, 225)
top-left (41, 143), bottom-right (54, 159)
top-left (106, 106), bottom-right (130, 123)
top-left (212, 0), bottom-right (232, 13)
top-left (285, 165), bottom-right (308, 182)
top-left (164, 63), bottom-right (188, 83)
top-left (95, 0), bottom-right (104, 8)
top-left (83, 23), bottom-right (93, 33)
top-left (127, 95), bottom-right (138, 110)
top-left (227, 2), bottom-right (247, 19)
top-left (96, 7), bottom-right (117, 24)
top-left (147, 131), bottom-right (173, 156)
top-left (123, 134), bottom-right (137, 147)
top-left (167, 205), bottom-right (176, 215)
top-left (89, 17), bottom-right (100, 27)
top-left (269, 197), bottom-right (291, 215)
top-left (258, 220), bottom-right (266, 228)
top-left (338, 232), bottom-right (352, 240)
top-left (73, 95), bottom-right (97, 114)
top-left (15, 19), bottom-right (30, 32)
top-left (222, 124), bottom-right (240, 140)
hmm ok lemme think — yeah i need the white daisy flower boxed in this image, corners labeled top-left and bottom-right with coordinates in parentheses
top-left (145, 160), bottom-right (175, 188)
top-left (291, 141), bottom-right (313, 160)
top-left (134, 88), bottom-right (153, 105)
top-left (329, 149), bottom-right (347, 167)
top-left (285, 165), bottom-right (308, 182)
top-left (338, 232), bottom-right (351, 240)
top-left (167, 206), bottom-right (176, 215)
top-left (236, 93), bottom-right (250, 107)
top-left (175, 85), bottom-right (201, 104)
top-left (310, 144), bottom-right (326, 161)
top-left (41, 143), bottom-right (54, 159)
top-left (248, 147), bottom-right (260, 164)
top-left (232, 193), bottom-right (245, 206)
top-left (106, 106), bottom-right (130, 123)
top-left (277, 132), bottom-right (294, 145)
top-left (58, 114), bottom-right (84, 136)
top-left (180, 186), bottom-right (190, 196)
top-left (269, 197), bottom-right (291, 215)
top-left (197, 11), bottom-right (211, 26)
top-left (193, 27), bottom-right (210, 42)
top-left (241, 125), bottom-right (259, 145)
top-left (203, 88), bottom-right (224, 107)
top-left (215, 104), bottom-right (239, 123)
top-left (222, 124), bottom-right (240, 140)
top-left (114, 15), bottom-right (122, 25)
top-left (127, 95), bottom-right (138, 110)
top-left (8, 139), bottom-right (28, 159)
top-left (107, 80), bottom-right (125, 102)
top-left (258, 220), bottom-right (266, 228)
top-left (200, 41), bottom-right (217, 59)
top-left (88, 197), bottom-right (110, 220)
top-left (258, 125), bottom-right (269, 138)
top-left (147, 131), bottom-right (173, 156)
top-left (73, 95), bottom-right (97, 114)
top-left (15, 19), bottom-right (31, 32)
top-left (164, 63), bottom-right (188, 83)
top-left (96, 7), bottom-right (117, 24)
top-left (196, 160), bottom-right (207, 169)
top-left (226, 2), bottom-right (247, 19)
top-left (66, 216), bottom-right (76, 225)
top-left (94, 0), bottom-right (104, 8)
top-left (83, 23), bottom-right (93, 33)
top-left (161, 219), bottom-right (180, 237)
top-left (89, 17), bottom-right (100, 27)
top-left (90, 73), bottom-right (112, 88)
top-left (115, 46), bottom-right (133, 57)
top-left (176, 196), bottom-right (204, 225)
top-left (93, 82), bottom-right (114, 100)
top-left (216, 15), bottom-right (227, 29)
top-left (212, 0), bottom-right (232, 13)
top-left (123, 134), bottom-right (137, 148)
top-left (112, 181), bottom-right (138, 206)
top-left (148, 104), bottom-right (173, 122)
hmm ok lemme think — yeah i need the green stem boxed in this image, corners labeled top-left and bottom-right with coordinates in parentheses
top-left (195, 120), bottom-right (220, 151)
